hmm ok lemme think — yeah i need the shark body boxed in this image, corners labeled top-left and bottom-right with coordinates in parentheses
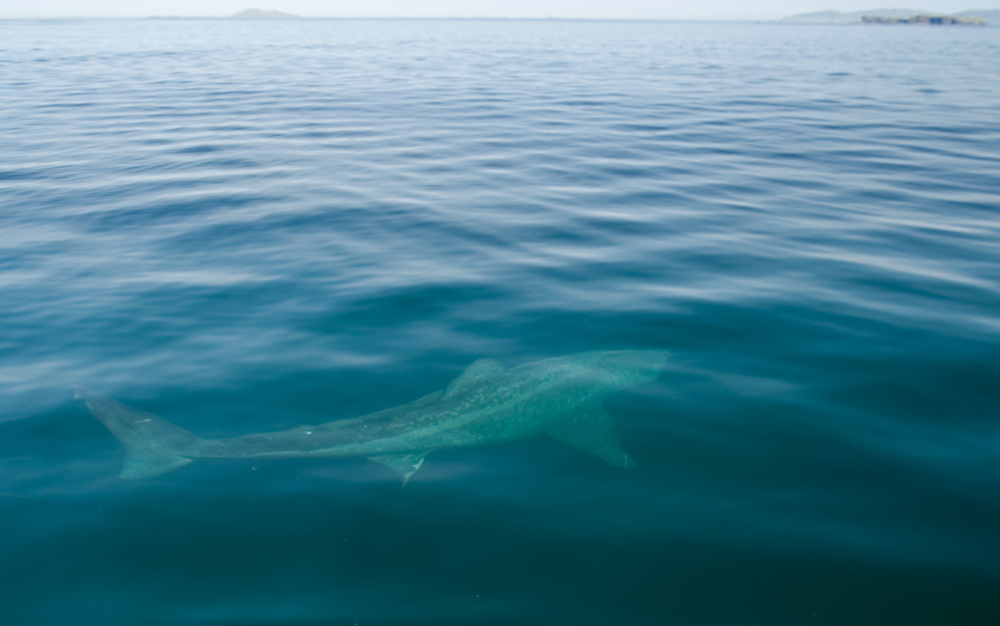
top-left (76, 350), bottom-right (666, 483)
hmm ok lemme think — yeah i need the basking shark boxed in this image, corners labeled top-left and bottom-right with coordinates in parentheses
top-left (75, 350), bottom-right (666, 484)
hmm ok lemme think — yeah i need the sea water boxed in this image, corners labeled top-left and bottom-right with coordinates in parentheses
top-left (1, 18), bottom-right (998, 625)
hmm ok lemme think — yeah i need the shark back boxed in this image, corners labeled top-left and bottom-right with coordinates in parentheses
top-left (379, 350), bottom-right (668, 451)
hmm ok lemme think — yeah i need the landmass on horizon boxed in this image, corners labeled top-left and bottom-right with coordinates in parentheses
top-left (782, 8), bottom-right (998, 25)
top-left (231, 8), bottom-right (296, 19)
top-left (142, 6), bottom-right (1000, 25)
top-left (149, 8), bottom-right (297, 20)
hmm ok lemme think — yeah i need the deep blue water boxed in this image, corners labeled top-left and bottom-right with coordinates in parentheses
top-left (1, 18), bottom-right (999, 625)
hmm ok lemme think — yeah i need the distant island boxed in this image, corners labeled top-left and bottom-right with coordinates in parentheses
top-left (148, 8), bottom-right (297, 20)
top-left (231, 8), bottom-right (297, 19)
top-left (782, 8), bottom-right (999, 25)
top-left (862, 14), bottom-right (983, 24)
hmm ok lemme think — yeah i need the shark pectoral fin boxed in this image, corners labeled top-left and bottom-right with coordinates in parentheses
top-left (444, 358), bottom-right (505, 398)
top-left (368, 452), bottom-right (428, 487)
top-left (547, 409), bottom-right (636, 469)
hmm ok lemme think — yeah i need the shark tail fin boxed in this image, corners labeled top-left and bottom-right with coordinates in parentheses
top-left (73, 386), bottom-right (204, 479)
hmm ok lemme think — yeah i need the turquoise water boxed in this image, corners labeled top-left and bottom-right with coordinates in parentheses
top-left (1, 18), bottom-right (999, 625)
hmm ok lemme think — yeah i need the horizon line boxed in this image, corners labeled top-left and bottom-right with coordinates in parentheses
top-left (0, 15), bottom-right (786, 22)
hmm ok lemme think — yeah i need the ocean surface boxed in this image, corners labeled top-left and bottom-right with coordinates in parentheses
top-left (1, 18), bottom-right (999, 625)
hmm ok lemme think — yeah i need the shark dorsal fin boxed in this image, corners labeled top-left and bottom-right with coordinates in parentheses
top-left (444, 358), bottom-right (505, 398)
top-left (368, 452), bottom-right (428, 487)
top-left (547, 409), bottom-right (636, 469)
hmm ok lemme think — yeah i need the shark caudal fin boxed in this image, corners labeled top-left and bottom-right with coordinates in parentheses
top-left (73, 387), bottom-right (205, 479)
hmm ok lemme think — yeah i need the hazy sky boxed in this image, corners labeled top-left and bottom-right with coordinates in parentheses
top-left (1, 1), bottom-right (991, 20)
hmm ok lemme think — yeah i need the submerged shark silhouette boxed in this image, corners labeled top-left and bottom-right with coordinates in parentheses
top-left (75, 350), bottom-right (666, 484)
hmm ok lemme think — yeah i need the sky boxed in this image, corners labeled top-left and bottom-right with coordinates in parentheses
top-left (0, 1), bottom-right (992, 20)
